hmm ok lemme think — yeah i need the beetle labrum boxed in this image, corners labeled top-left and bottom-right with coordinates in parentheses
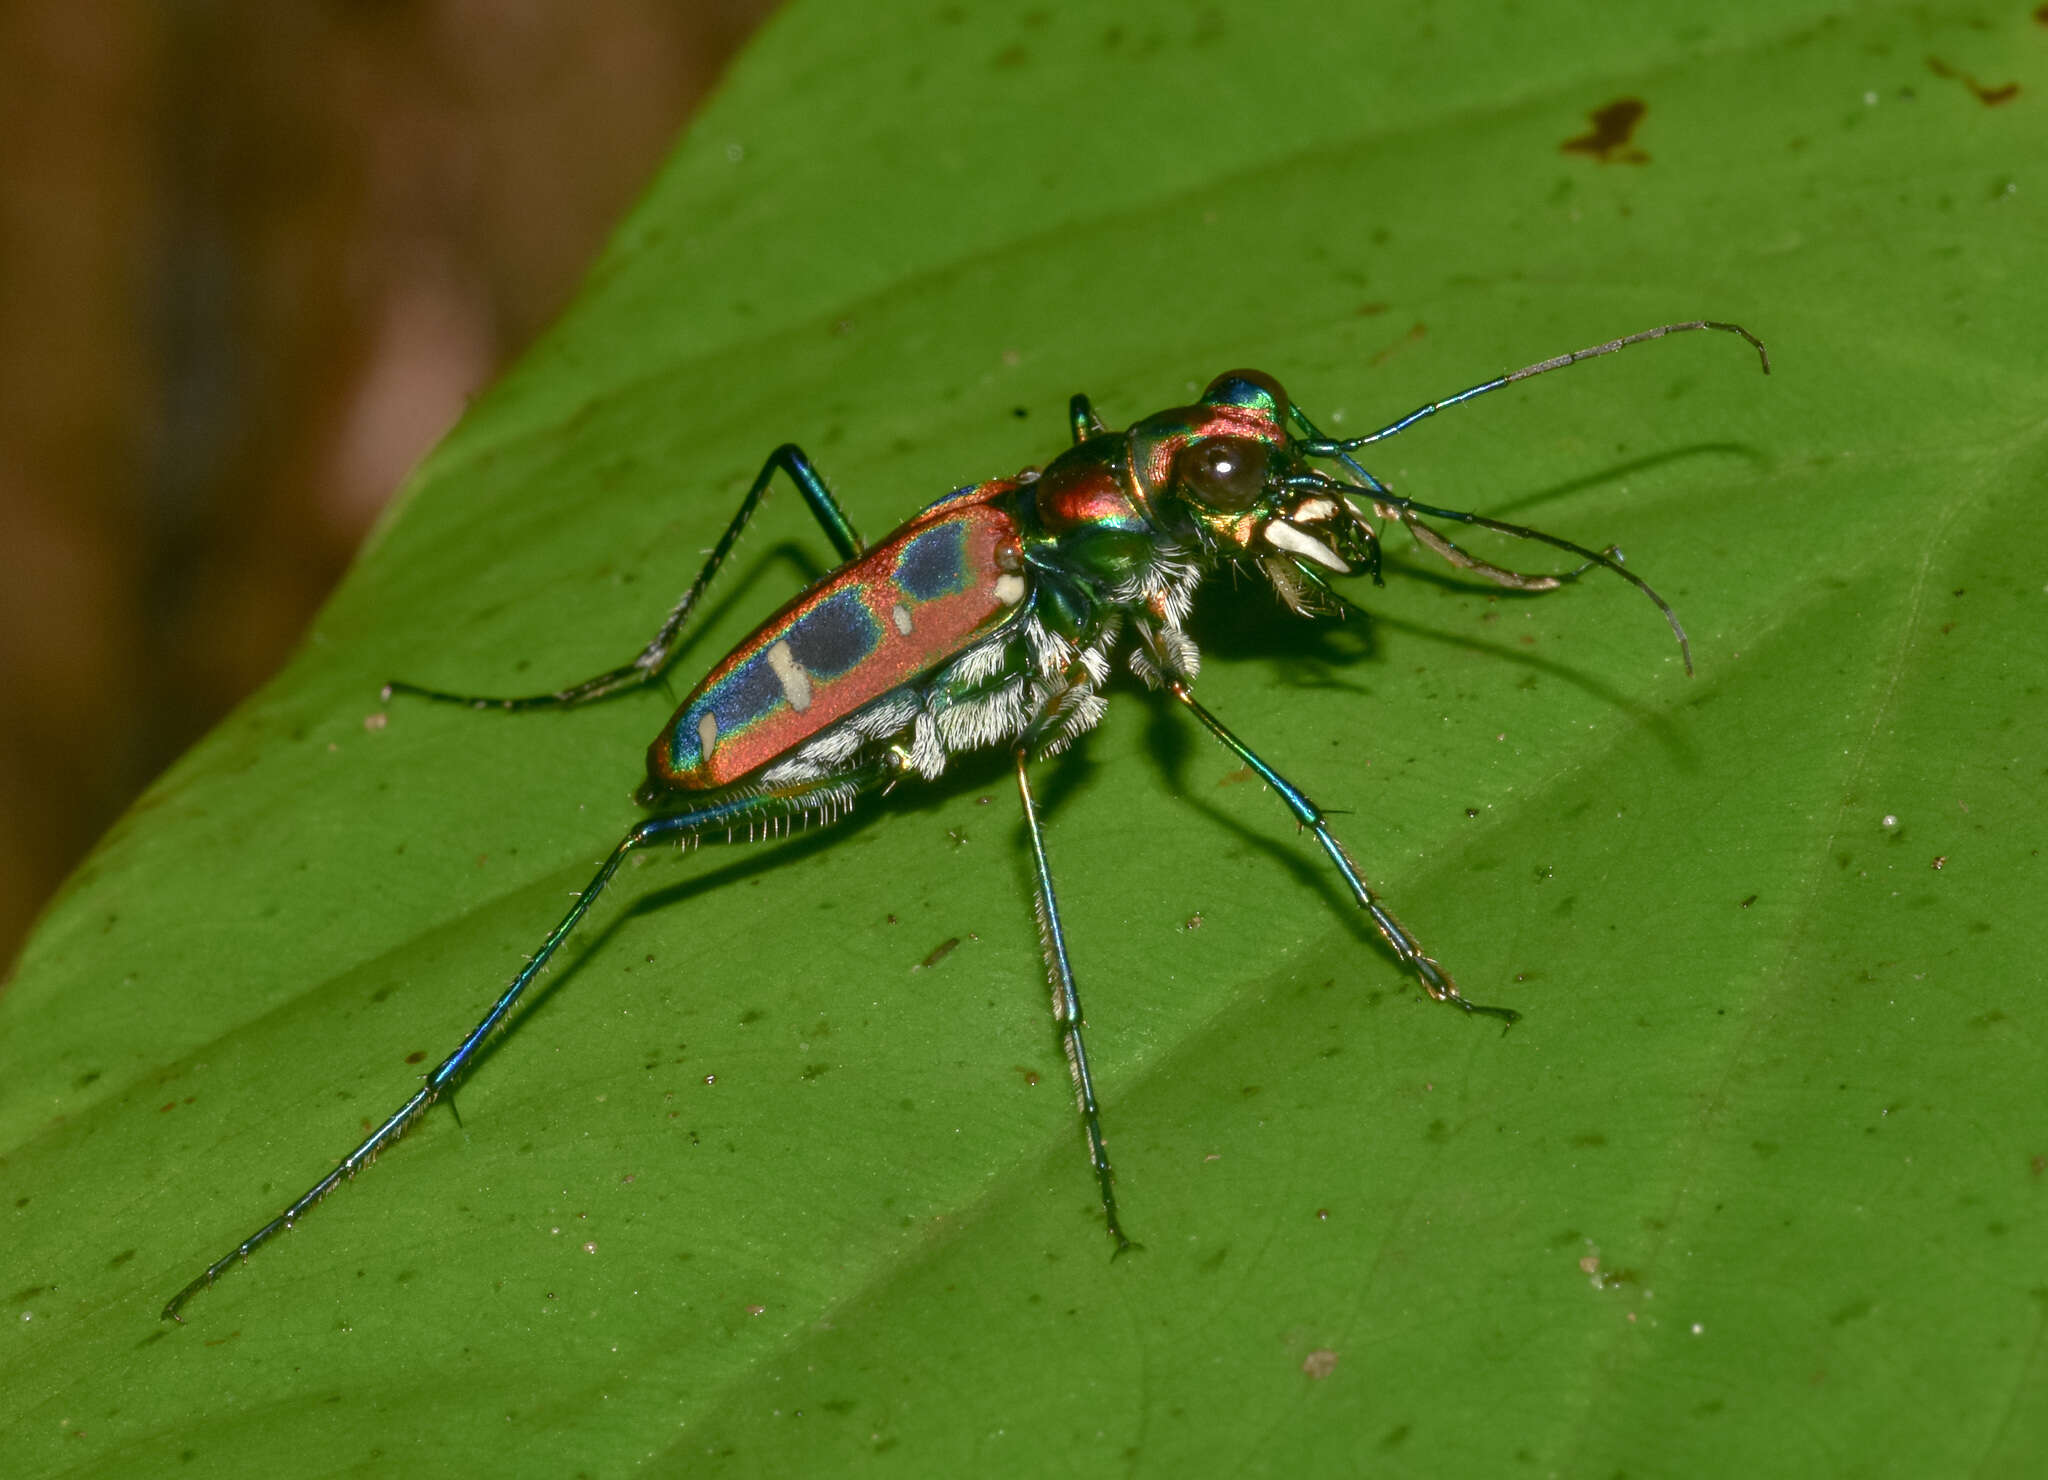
top-left (162, 320), bottom-right (1767, 1320)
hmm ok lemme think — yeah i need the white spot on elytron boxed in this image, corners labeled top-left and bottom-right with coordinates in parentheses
top-left (1294, 496), bottom-right (1337, 523)
top-left (1263, 519), bottom-right (1349, 572)
top-left (766, 640), bottom-right (812, 711)
top-left (892, 603), bottom-right (913, 635)
top-left (697, 710), bottom-right (718, 757)
top-left (993, 573), bottom-right (1026, 605)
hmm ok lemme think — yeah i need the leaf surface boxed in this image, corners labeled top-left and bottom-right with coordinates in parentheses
top-left (5, 2), bottom-right (2046, 1475)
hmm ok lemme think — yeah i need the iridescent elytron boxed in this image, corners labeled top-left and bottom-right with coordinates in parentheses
top-left (162, 320), bottom-right (1767, 1321)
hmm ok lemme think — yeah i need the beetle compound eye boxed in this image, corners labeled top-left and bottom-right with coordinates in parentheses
top-left (1179, 437), bottom-right (1269, 512)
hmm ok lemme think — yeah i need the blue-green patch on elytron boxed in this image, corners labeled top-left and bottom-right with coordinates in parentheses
top-left (893, 520), bottom-right (972, 602)
top-left (783, 588), bottom-right (883, 679)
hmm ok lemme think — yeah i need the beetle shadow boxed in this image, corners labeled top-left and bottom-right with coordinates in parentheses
top-left (1186, 579), bottom-right (1698, 762)
top-left (1456, 441), bottom-right (1765, 524)
top-left (1131, 683), bottom-right (1383, 955)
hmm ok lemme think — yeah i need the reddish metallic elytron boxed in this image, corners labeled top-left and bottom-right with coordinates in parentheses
top-left (163, 323), bottom-right (1766, 1321)
top-left (647, 490), bottom-right (1028, 793)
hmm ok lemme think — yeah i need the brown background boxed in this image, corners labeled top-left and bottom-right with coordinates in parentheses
top-left (0, 1), bottom-right (780, 975)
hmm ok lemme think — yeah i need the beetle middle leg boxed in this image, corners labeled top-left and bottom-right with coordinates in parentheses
top-left (1013, 745), bottom-right (1137, 1255)
top-left (1164, 679), bottom-right (1518, 1025)
top-left (385, 442), bottom-right (868, 711)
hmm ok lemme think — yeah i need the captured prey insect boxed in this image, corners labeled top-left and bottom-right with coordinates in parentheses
top-left (161, 319), bottom-right (1768, 1321)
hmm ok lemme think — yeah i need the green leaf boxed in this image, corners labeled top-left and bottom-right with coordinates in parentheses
top-left (6, 1), bottom-right (2046, 1473)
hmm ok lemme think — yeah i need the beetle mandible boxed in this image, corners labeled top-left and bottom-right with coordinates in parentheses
top-left (162, 319), bottom-right (1768, 1321)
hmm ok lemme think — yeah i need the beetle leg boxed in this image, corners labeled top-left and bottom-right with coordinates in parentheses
top-left (1394, 508), bottom-right (1616, 592)
top-left (1164, 680), bottom-right (1518, 1026)
top-left (1014, 746), bottom-right (1137, 1255)
top-left (161, 762), bottom-right (890, 1322)
top-left (384, 443), bottom-right (868, 711)
top-left (1068, 392), bottom-right (1108, 445)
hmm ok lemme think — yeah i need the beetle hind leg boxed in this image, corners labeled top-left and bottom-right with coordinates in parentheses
top-left (161, 763), bottom-right (892, 1322)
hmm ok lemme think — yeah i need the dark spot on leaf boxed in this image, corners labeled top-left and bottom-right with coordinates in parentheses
top-left (1927, 56), bottom-right (2019, 105)
top-left (1826, 1301), bottom-right (1875, 1334)
top-left (1561, 99), bottom-right (1649, 163)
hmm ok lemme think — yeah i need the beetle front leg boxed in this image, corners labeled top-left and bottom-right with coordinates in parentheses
top-left (385, 443), bottom-right (868, 711)
top-left (1068, 392), bottom-right (1108, 445)
top-left (1165, 679), bottom-right (1517, 1025)
top-left (1014, 746), bottom-right (1137, 1254)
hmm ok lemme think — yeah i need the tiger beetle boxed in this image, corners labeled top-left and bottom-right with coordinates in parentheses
top-left (162, 319), bottom-right (1767, 1321)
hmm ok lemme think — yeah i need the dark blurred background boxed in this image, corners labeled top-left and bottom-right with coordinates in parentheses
top-left (0, 1), bottom-right (781, 975)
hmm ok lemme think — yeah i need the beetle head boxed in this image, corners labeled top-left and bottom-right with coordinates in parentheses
top-left (1131, 369), bottom-right (1382, 615)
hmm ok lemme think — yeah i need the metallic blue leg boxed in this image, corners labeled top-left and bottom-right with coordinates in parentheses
top-left (1166, 680), bottom-right (1517, 1025)
top-left (161, 763), bottom-right (889, 1321)
top-left (385, 442), bottom-right (867, 711)
top-left (1068, 393), bottom-right (1108, 445)
top-left (1014, 748), bottom-right (1135, 1254)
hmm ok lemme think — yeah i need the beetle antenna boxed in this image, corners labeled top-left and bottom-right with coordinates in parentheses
top-left (1384, 493), bottom-right (1692, 674)
top-left (1292, 320), bottom-right (1768, 455)
top-left (1315, 498), bottom-right (1690, 673)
